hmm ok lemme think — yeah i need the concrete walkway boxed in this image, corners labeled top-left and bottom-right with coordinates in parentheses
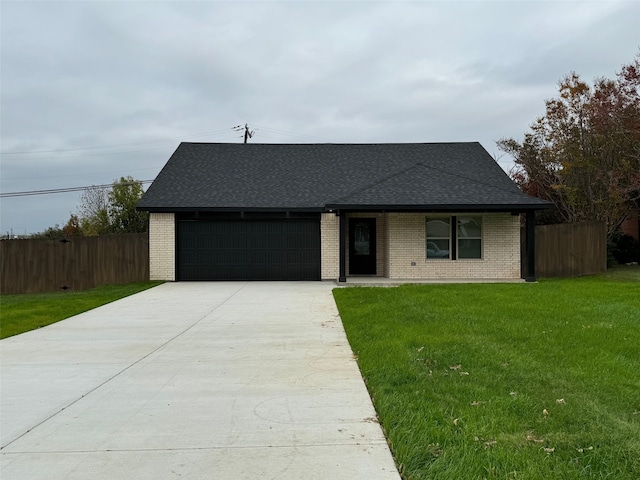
top-left (0, 282), bottom-right (399, 479)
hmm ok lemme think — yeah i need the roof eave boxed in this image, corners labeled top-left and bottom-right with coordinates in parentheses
top-left (323, 203), bottom-right (553, 213)
top-left (137, 206), bottom-right (325, 213)
top-left (139, 203), bottom-right (553, 214)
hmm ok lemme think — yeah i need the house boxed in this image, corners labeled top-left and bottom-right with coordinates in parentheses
top-left (137, 142), bottom-right (552, 283)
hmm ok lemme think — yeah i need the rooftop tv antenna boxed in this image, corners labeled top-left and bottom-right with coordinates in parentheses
top-left (243, 124), bottom-right (254, 143)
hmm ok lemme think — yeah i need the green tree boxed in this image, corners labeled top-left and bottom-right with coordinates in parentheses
top-left (78, 184), bottom-right (110, 236)
top-left (77, 177), bottom-right (148, 235)
top-left (62, 214), bottom-right (83, 237)
top-left (498, 53), bottom-right (640, 236)
top-left (107, 176), bottom-right (148, 233)
top-left (30, 225), bottom-right (65, 240)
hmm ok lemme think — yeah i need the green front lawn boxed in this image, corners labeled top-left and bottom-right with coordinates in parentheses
top-left (0, 282), bottom-right (162, 339)
top-left (333, 267), bottom-right (640, 479)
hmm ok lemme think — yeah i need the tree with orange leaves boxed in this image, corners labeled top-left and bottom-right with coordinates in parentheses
top-left (498, 52), bottom-right (640, 237)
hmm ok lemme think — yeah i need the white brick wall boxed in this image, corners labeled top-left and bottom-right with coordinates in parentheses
top-left (385, 213), bottom-right (521, 279)
top-left (321, 213), bottom-right (339, 280)
top-left (149, 212), bottom-right (175, 281)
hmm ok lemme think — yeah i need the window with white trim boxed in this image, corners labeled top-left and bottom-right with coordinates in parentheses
top-left (426, 216), bottom-right (482, 260)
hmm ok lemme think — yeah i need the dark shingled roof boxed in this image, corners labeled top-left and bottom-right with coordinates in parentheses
top-left (137, 142), bottom-right (552, 212)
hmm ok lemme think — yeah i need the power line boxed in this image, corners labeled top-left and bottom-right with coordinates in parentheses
top-left (0, 127), bottom-right (239, 155)
top-left (0, 134), bottom-right (244, 161)
top-left (0, 180), bottom-right (154, 198)
top-left (3, 167), bottom-right (155, 181)
top-left (251, 124), bottom-right (332, 142)
top-left (1, 124), bottom-right (331, 161)
top-left (1, 141), bottom-right (525, 202)
top-left (13, 145), bottom-right (173, 160)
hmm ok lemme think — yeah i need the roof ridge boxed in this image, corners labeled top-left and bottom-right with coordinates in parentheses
top-left (179, 141), bottom-right (482, 147)
top-left (328, 162), bottom-right (427, 205)
top-left (329, 161), bottom-right (529, 205)
top-left (416, 162), bottom-right (531, 200)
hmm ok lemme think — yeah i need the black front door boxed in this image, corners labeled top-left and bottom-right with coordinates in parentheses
top-left (349, 218), bottom-right (376, 275)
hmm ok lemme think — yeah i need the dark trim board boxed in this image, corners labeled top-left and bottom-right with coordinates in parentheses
top-left (176, 211), bottom-right (321, 220)
top-left (176, 215), bottom-right (321, 281)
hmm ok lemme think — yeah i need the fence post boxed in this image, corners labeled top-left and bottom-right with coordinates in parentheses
top-left (525, 211), bottom-right (537, 282)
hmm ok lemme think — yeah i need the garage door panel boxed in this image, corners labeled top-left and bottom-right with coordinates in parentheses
top-left (178, 218), bottom-right (320, 281)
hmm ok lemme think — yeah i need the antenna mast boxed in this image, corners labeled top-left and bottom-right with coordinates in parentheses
top-left (243, 124), bottom-right (254, 143)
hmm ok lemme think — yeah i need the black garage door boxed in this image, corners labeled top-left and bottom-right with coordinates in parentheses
top-left (177, 217), bottom-right (321, 281)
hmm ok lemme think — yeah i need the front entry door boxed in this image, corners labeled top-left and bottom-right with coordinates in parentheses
top-left (349, 218), bottom-right (376, 275)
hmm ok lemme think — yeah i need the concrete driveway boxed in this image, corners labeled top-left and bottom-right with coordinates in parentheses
top-left (0, 282), bottom-right (399, 479)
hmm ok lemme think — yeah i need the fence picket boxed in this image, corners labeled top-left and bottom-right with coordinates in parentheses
top-left (0, 233), bottom-right (149, 294)
top-left (521, 221), bottom-right (607, 278)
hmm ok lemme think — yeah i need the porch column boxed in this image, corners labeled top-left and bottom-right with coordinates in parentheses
top-left (338, 211), bottom-right (347, 282)
top-left (525, 211), bottom-right (537, 282)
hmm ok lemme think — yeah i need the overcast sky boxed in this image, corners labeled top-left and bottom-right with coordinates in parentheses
top-left (1, 0), bottom-right (638, 235)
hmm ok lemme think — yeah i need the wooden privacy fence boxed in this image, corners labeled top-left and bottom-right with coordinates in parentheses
top-left (522, 221), bottom-right (607, 278)
top-left (0, 233), bottom-right (149, 294)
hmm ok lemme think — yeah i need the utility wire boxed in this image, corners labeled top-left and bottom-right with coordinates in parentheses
top-left (4, 167), bottom-right (155, 181)
top-left (1, 124), bottom-right (328, 160)
top-left (1, 124), bottom-right (330, 199)
top-left (0, 180), bottom-right (154, 198)
top-left (0, 127), bottom-right (239, 155)
top-left (251, 124), bottom-right (333, 142)
top-left (1, 145), bottom-right (525, 201)
top-left (1, 134), bottom-right (244, 161)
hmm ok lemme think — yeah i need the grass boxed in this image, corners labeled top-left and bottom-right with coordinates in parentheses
top-left (333, 267), bottom-right (640, 479)
top-left (0, 282), bottom-right (162, 339)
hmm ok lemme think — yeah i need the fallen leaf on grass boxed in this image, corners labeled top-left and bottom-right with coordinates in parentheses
top-left (543, 447), bottom-right (555, 454)
top-left (556, 398), bottom-right (566, 405)
top-left (543, 409), bottom-right (549, 417)
top-left (509, 391), bottom-right (517, 397)
top-left (526, 434), bottom-right (545, 444)
top-left (450, 364), bottom-right (462, 370)
top-left (453, 418), bottom-right (460, 426)
top-left (484, 439), bottom-right (497, 448)
top-left (577, 446), bottom-right (594, 453)
top-left (427, 443), bottom-right (442, 458)
top-left (470, 401), bottom-right (484, 406)
top-left (459, 371), bottom-right (470, 376)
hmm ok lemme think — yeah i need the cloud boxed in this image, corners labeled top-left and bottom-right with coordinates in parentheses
top-left (1, 0), bottom-right (638, 234)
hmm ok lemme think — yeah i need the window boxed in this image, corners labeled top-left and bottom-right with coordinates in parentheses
top-left (458, 216), bottom-right (482, 259)
top-left (426, 216), bottom-right (482, 260)
top-left (426, 218), bottom-right (451, 259)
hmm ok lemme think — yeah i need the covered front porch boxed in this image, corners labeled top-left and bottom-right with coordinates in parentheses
top-left (320, 211), bottom-right (538, 283)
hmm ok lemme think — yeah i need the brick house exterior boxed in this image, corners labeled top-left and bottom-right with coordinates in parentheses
top-left (138, 143), bottom-right (551, 282)
top-left (620, 207), bottom-right (639, 241)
